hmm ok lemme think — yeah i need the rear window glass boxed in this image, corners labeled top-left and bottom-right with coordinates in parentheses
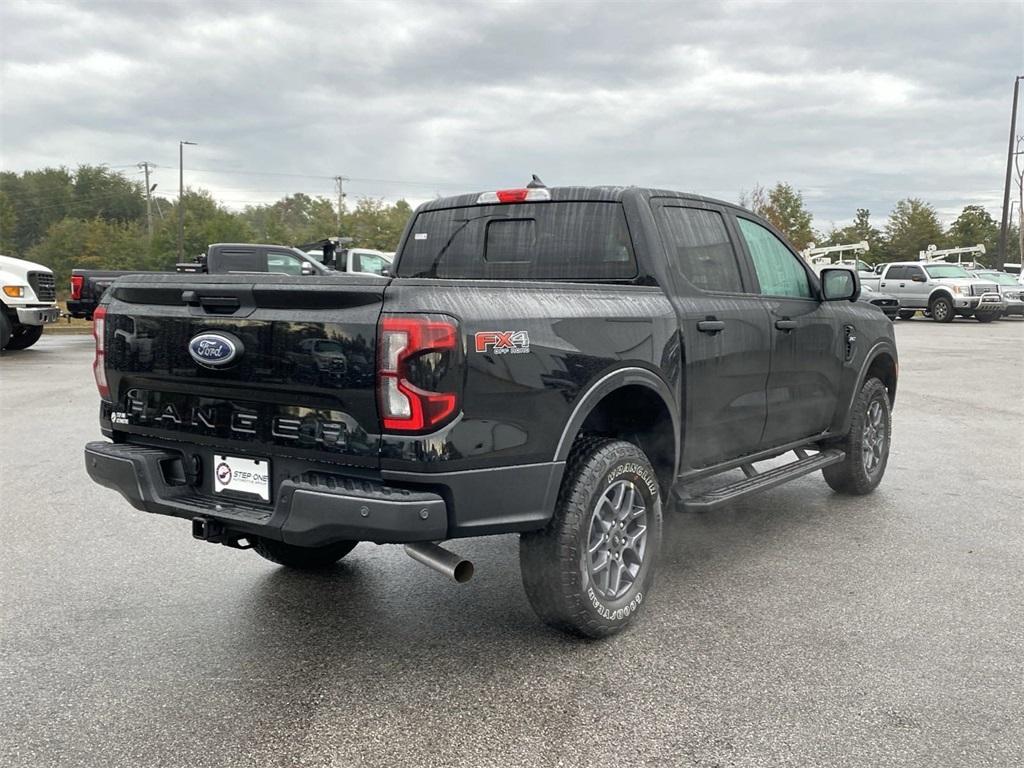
top-left (396, 202), bottom-right (637, 280)
top-left (218, 250), bottom-right (263, 273)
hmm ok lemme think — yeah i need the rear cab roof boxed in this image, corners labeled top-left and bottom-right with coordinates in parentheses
top-left (413, 185), bottom-right (739, 213)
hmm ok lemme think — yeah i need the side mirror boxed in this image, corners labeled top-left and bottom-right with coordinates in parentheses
top-left (301, 262), bottom-right (315, 276)
top-left (821, 267), bottom-right (860, 302)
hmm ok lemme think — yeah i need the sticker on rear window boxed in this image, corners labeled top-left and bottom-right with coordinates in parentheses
top-left (414, 233), bottom-right (428, 240)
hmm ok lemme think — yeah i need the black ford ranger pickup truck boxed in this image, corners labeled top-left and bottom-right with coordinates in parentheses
top-left (84, 185), bottom-right (897, 637)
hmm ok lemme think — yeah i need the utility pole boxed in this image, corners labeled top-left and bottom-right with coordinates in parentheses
top-left (178, 140), bottom-right (197, 262)
top-left (998, 76), bottom-right (1022, 260)
top-left (334, 175), bottom-right (348, 234)
top-left (1014, 136), bottom-right (1024, 267)
top-left (138, 162), bottom-right (154, 241)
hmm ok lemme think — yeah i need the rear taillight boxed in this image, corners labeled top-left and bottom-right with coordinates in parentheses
top-left (92, 307), bottom-right (110, 400)
top-left (377, 314), bottom-right (459, 432)
top-left (70, 275), bottom-right (84, 300)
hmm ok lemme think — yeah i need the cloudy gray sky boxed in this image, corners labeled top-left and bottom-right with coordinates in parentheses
top-left (2, 0), bottom-right (1022, 230)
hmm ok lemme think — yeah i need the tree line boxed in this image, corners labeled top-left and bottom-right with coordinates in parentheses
top-left (1, 166), bottom-right (1020, 294)
top-left (0, 165), bottom-right (411, 291)
top-left (742, 182), bottom-right (1020, 265)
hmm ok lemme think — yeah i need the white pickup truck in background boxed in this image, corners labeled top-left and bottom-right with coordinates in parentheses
top-left (0, 254), bottom-right (61, 351)
top-left (861, 261), bottom-right (1004, 323)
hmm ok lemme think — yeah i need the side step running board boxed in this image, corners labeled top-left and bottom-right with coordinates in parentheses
top-left (679, 448), bottom-right (845, 512)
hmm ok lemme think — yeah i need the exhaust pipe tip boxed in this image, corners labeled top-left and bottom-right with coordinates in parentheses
top-left (404, 542), bottom-right (474, 583)
top-left (451, 559), bottom-right (474, 584)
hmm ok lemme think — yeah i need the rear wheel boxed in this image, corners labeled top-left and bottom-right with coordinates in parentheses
top-left (974, 311), bottom-right (1000, 323)
top-left (4, 324), bottom-right (43, 350)
top-left (520, 437), bottom-right (662, 638)
top-left (252, 537), bottom-right (357, 570)
top-left (822, 377), bottom-right (891, 495)
top-left (929, 295), bottom-right (954, 323)
top-left (897, 310), bottom-right (916, 321)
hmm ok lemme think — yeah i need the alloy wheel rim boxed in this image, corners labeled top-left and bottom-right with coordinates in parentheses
top-left (586, 479), bottom-right (648, 601)
top-left (934, 302), bottom-right (948, 320)
top-left (861, 398), bottom-right (887, 475)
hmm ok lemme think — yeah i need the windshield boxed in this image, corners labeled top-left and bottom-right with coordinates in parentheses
top-left (924, 264), bottom-right (970, 279)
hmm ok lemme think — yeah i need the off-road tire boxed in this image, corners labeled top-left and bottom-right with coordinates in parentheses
top-left (520, 437), bottom-right (662, 638)
top-left (252, 537), bottom-right (357, 570)
top-left (4, 324), bottom-right (44, 350)
top-left (929, 295), bottom-right (954, 323)
top-left (0, 312), bottom-right (11, 350)
top-left (897, 310), bottom-right (916, 321)
top-left (822, 377), bottom-right (891, 495)
top-left (974, 311), bottom-right (1000, 323)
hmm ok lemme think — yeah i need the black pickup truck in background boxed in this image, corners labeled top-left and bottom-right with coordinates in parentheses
top-left (67, 243), bottom-right (328, 319)
top-left (84, 184), bottom-right (898, 637)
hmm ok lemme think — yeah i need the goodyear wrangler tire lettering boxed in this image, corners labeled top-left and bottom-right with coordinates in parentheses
top-left (520, 437), bottom-right (662, 638)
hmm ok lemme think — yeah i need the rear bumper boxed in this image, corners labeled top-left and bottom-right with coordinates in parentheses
top-left (84, 440), bottom-right (563, 545)
top-left (15, 306), bottom-right (60, 325)
top-left (66, 300), bottom-right (94, 319)
top-left (85, 441), bottom-right (447, 546)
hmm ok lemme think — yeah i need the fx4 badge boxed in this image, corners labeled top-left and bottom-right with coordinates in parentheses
top-left (475, 330), bottom-right (530, 355)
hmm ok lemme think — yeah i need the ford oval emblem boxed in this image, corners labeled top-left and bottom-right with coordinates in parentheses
top-left (188, 332), bottom-right (242, 368)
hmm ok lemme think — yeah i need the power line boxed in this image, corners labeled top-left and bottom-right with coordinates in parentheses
top-left (6, 190), bottom-right (149, 216)
top-left (127, 163), bottom-right (485, 188)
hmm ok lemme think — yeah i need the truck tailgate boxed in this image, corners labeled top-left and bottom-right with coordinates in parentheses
top-left (102, 274), bottom-right (387, 469)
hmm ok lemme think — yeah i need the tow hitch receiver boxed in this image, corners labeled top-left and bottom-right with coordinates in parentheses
top-left (191, 517), bottom-right (252, 549)
top-left (192, 516), bottom-right (224, 542)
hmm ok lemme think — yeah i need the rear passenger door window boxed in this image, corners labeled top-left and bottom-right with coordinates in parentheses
top-left (736, 218), bottom-right (812, 299)
top-left (654, 205), bottom-right (745, 293)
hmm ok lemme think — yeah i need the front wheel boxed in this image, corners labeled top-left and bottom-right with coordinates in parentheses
top-left (929, 296), bottom-right (954, 323)
top-left (0, 312), bottom-right (11, 350)
top-left (897, 310), bottom-right (916, 321)
top-left (520, 438), bottom-right (662, 638)
top-left (4, 324), bottom-right (44, 350)
top-left (252, 537), bottom-right (357, 570)
top-left (822, 377), bottom-right (891, 495)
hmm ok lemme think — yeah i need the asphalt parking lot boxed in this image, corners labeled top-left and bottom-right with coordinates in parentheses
top-left (1, 317), bottom-right (1022, 768)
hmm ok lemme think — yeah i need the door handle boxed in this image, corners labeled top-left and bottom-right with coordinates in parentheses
top-left (899, 283), bottom-right (906, 288)
top-left (880, 282), bottom-right (886, 287)
top-left (775, 319), bottom-right (798, 332)
top-left (697, 319), bottom-right (725, 334)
